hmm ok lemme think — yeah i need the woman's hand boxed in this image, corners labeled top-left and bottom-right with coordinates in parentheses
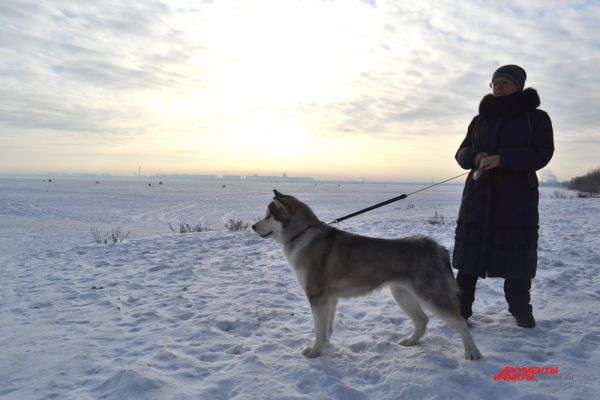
top-left (473, 152), bottom-right (488, 168)
top-left (480, 155), bottom-right (500, 170)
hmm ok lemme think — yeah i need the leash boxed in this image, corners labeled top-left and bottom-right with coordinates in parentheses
top-left (328, 172), bottom-right (469, 224)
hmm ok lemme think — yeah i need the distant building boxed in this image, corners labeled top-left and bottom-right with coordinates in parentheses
top-left (245, 174), bottom-right (314, 183)
top-left (153, 174), bottom-right (218, 181)
top-left (222, 175), bottom-right (242, 181)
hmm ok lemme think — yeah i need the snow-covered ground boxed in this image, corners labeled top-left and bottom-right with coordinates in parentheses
top-left (1, 178), bottom-right (598, 399)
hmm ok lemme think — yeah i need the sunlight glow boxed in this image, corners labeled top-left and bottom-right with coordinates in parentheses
top-left (149, 0), bottom-right (390, 176)
top-left (226, 109), bottom-right (312, 161)
top-left (194, 0), bottom-right (385, 108)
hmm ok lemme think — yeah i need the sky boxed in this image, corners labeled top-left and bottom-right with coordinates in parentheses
top-left (0, 0), bottom-right (599, 181)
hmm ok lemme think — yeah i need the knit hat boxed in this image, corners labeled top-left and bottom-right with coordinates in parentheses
top-left (492, 64), bottom-right (526, 90)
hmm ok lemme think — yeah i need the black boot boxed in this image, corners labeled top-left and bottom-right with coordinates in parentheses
top-left (456, 272), bottom-right (478, 321)
top-left (504, 278), bottom-right (536, 328)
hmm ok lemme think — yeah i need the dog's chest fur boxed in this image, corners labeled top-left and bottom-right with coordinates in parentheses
top-left (283, 230), bottom-right (325, 293)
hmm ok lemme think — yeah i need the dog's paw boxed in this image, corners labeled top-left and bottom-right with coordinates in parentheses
top-left (398, 337), bottom-right (419, 346)
top-left (464, 347), bottom-right (482, 360)
top-left (301, 346), bottom-right (322, 358)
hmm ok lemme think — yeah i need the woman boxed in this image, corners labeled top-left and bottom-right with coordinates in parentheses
top-left (453, 65), bottom-right (554, 328)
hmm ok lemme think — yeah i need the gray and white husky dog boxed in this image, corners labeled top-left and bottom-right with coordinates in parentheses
top-left (252, 190), bottom-right (481, 360)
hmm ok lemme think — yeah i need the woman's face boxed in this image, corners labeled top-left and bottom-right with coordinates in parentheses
top-left (490, 77), bottom-right (518, 97)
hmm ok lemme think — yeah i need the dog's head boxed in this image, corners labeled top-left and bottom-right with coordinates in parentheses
top-left (252, 190), bottom-right (320, 243)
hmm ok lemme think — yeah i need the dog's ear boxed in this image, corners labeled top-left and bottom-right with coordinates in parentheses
top-left (271, 190), bottom-right (292, 220)
top-left (272, 198), bottom-right (287, 212)
top-left (273, 190), bottom-right (289, 212)
top-left (269, 198), bottom-right (290, 220)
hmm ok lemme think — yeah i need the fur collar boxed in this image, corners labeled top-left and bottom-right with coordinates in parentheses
top-left (479, 88), bottom-right (540, 118)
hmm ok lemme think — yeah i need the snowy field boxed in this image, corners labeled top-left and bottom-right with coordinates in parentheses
top-left (1, 177), bottom-right (599, 400)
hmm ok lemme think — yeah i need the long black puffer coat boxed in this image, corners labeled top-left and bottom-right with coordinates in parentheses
top-left (452, 88), bottom-right (554, 279)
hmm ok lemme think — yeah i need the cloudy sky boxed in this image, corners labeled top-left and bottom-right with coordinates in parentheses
top-left (1, 0), bottom-right (598, 180)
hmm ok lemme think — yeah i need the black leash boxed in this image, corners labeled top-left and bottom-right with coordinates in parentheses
top-left (328, 172), bottom-right (469, 224)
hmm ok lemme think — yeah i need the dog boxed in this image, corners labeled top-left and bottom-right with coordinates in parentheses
top-left (252, 190), bottom-right (482, 360)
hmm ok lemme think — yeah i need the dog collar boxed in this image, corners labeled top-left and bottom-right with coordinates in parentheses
top-left (285, 223), bottom-right (323, 245)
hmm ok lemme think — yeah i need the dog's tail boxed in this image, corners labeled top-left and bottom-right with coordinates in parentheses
top-left (437, 244), bottom-right (462, 312)
top-left (439, 245), bottom-right (454, 277)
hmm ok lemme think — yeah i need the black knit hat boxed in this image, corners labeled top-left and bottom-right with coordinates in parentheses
top-left (492, 64), bottom-right (526, 90)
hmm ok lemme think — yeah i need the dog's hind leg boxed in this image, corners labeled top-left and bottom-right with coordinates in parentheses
top-left (390, 285), bottom-right (428, 346)
top-left (427, 304), bottom-right (482, 360)
top-left (302, 296), bottom-right (336, 358)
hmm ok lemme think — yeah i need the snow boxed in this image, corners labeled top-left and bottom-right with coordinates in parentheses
top-left (1, 178), bottom-right (599, 399)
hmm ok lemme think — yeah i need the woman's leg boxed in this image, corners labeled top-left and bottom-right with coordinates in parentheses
top-left (504, 278), bottom-right (535, 328)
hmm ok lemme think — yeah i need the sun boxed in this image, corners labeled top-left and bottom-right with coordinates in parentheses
top-left (226, 109), bottom-right (312, 161)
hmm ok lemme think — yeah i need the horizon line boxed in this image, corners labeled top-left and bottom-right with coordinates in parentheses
top-left (0, 172), bottom-right (567, 185)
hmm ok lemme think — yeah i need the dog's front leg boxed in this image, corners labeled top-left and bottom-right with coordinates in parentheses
top-left (326, 298), bottom-right (339, 341)
top-left (302, 296), bottom-right (333, 358)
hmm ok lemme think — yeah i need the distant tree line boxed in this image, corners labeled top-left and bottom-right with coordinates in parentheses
top-left (569, 167), bottom-right (600, 194)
